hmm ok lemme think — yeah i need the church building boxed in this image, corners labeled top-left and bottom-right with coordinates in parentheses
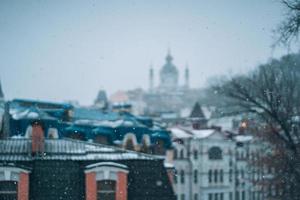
top-left (149, 50), bottom-right (189, 93)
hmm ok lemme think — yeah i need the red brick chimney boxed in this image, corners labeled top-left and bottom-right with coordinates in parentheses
top-left (31, 121), bottom-right (45, 156)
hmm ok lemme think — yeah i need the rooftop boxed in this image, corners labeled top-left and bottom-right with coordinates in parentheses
top-left (0, 138), bottom-right (159, 161)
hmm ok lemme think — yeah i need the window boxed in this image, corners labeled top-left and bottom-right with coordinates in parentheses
top-left (220, 169), bottom-right (223, 183)
top-left (241, 191), bottom-right (245, 200)
top-left (229, 192), bottom-right (233, 200)
top-left (0, 181), bottom-right (17, 200)
top-left (194, 193), bottom-right (198, 200)
top-left (174, 171), bottom-right (177, 184)
top-left (174, 149), bottom-right (178, 159)
top-left (180, 149), bottom-right (184, 159)
top-left (214, 193), bottom-right (219, 200)
top-left (235, 191), bottom-right (240, 200)
top-left (229, 169), bottom-right (233, 182)
top-left (214, 169), bottom-right (218, 183)
top-left (154, 139), bottom-right (165, 155)
top-left (140, 142), bottom-right (150, 154)
top-left (208, 147), bottom-right (222, 160)
top-left (180, 194), bottom-right (185, 200)
top-left (220, 193), bottom-right (224, 200)
top-left (180, 170), bottom-right (185, 184)
top-left (194, 169), bottom-right (198, 183)
top-left (209, 170), bottom-right (212, 183)
top-left (97, 180), bottom-right (116, 200)
top-left (193, 150), bottom-right (198, 159)
top-left (209, 193), bottom-right (213, 200)
top-left (124, 139), bottom-right (135, 150)
top-left (47, 128), bottom-right (59, 139)
top-left (140, 135), bottom-right (151, 154)
top-left (0, 166), bottom-right (30, 200)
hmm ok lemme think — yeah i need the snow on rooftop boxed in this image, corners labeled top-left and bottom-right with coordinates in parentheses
top-left (170, 127), bottom-right (192, 138)
top-left (164, 162), bottom-right (174, 168)
top-left (190, 129), bottom-right (216, 139)
top-left (235, 135), bottom-right (253, 142)
top-left (170, 127), bottom-right (217, 139)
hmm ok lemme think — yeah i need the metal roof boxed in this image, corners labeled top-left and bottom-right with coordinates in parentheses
top-left (0, 138), bottom-right (159, 161)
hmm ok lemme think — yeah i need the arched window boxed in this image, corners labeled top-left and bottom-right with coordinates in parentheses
top-left (214, 169), bottom-right (218, 183)
top-left (123, 133), bottom-right (138, 151)
top-left (47, 128), bottom-right (59, 139)
top-left (25, 125), bottom-right (32, 138)
top-left (194, 169), bottom-right (198, 183)
top-left (208, 147), bottom-right (222, 160)
top-left (124, 139), bottom-right (135, 151)
top-left (140, 135), bottom-right (151, 154)
top-left (85, 162), bottom-right (128, 200)
top-left (208, 170), bottom-right (212, 183)
top-left (154, 139), bottom-right (165, 155)
top-left (180, 170), bottom-right (185, 184)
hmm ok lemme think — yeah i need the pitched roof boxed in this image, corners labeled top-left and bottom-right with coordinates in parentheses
top-left (190, 102), bottom-right (206, 119)
top-left (0, 138), bottom-right (158, 161)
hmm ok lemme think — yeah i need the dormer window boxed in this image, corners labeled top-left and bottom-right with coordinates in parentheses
top-left (85, 162), bottom-right (128, 200)
top-left (154, 139), bottom-right (165, 155)
top-left (0, 166), bottom-right (31, 200)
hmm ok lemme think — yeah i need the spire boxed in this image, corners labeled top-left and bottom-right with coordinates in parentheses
top-left (190, 102), bottom-right (205, 119)
top-left (149, 64), bottom-right (154, 92)
top-left (0, 80), bottom-right (4, 99)
top-left (184, 63), bottom-right (190, 89)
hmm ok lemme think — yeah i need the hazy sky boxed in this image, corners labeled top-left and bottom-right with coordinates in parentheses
top-left (0, 0), bottom-right (298, 105)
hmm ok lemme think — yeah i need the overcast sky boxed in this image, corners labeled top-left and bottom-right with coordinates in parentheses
top-left (0, 0), bottom-right (298, 105)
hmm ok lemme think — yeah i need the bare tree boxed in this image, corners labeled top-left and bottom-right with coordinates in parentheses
top-left (211, 53), bottom-right (300, 199)
top-left (277, 0), bottom-right (300, 46)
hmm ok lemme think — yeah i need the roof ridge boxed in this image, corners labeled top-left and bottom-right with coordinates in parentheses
top-left (60, 138), bottom-right (162, 160)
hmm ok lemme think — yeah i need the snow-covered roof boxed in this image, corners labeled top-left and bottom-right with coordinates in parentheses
top-left (235, 135), bottom-right (253, 142)
top-left (164, 162), bottom-right (174, 169)
top-left (170, 127), bottom-right (216, 139)
top-left (190, 129), bottom-right (216, 139)
top-left (10, 107), bottom-right (56, 120)
top-left (0, 138), bottom-right (158, 161)
top-left (170, 127), bottom-right (192, 138)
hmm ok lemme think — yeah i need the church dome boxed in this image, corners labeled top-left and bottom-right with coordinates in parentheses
top-left (159, 52), bottom-right (179, 90)
top-left (160, 53), bottom-right (178, 75)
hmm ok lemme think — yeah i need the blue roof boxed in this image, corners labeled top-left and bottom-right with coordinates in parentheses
top-left (7, 99), bottom-right (172, 149)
